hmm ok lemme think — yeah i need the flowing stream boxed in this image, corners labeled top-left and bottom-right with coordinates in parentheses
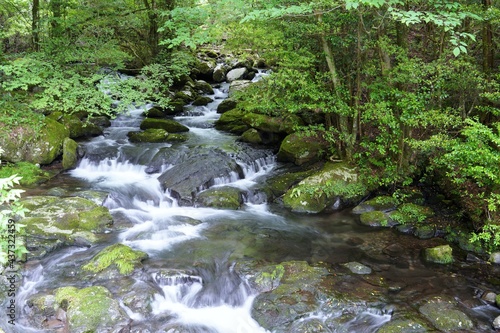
top-left (3, 74), bottom-right (500, 332)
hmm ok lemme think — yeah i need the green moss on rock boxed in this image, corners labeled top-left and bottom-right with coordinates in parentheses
top-left (242, 113), bottom-right (303, 134)
top-left (195, 187), bottom-right (243, 209)
top-left (215, 109), bottom-right (249, 134)
top-left (140, 118), bottom-right (189, 133)
top-left (377, 319), bottom-right (428, 333)
top-left (423, 245), bottom-right (453, 264)
top-left (83, 244), bottom-right (148, 275)
top-left (241, 129), bottom-right (262, 144)
top-left (418, 297), bottom-right (473, 331)
top-left (277, 132), bottom-right (329, 166)
top-left (0, 162), bottom-right (50, 185)
top-left (21, 196), bottom-right (113, 257)
top-left (283, 162), bottom-right (367, 213)
top-left (62, 137), bottom-right (79, 170)
top-left (128, 129), bottom-right (169, 143)
top-left (0, 117), bottom-right (69, 165)
top-left (55, 286), bottom-right (128, 333)
top-left (359, 211), bottom-right (390, 227)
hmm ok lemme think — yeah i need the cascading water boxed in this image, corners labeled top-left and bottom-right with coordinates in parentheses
top-left (5, 70), bottom-right (500, 333)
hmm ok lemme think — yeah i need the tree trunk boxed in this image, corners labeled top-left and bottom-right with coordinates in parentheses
top-left (482, 0), bottom-right (494, 74)
top-left (32, 0), bottom-right (40, 51)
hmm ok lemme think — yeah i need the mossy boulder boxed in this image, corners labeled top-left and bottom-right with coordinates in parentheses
top-left (168, 99), bottom-right (186, 114)
top-left (143, 106), bottom-right (167, 118)
top-left (352, 195), bottom-right (399, 214)
top-left (195, 187), bottom-right (243, 210)
top-left (277, 132), bottom-right (329, 166)
top-left (62, 137), bottom-right (79, 170)
top-left (192, 96), bottom-right (214, 106)
top-left (240, 129), bottom-right (263, 144)
top-left (418, 297), bottom-right (473, 331)
top-left (83, 244), bottom-right (148, 276)
top-left (128, 129), bottom-right (170, 143)
top-left (174, 87), bottom-right (197, 103)
top-left (265, 169), bottom-right (317, 198)
top-left (213, 63), bottom-right (228, 82)
top-left (194, 80), bottom-right (214, 94)
top-left (215, 109), bottom-right (249, 134)
top-left (55, 286), bottom-right (128, 333)
top-left (54, 114), bottom-right (102, 138)
top-left (283, 162), bottom-right (367, 213)
top-left (359, 211), bottom-right (391, 227)
top-left (216, 98), bottom-right (238, 114)
top-left (21, 196), bottom-right (113, 258)
top-left (423, 245), bottom-right (454, 264)
top-left (0, 117), bottom-right (69, 165)
top-left (242, 113), bottom-right (303, 135)
top-left (140, 118), bottom-right (189, 133)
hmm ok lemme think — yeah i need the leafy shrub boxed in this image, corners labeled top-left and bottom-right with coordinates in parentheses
top-left (0, 149), bottom-right (29, 266)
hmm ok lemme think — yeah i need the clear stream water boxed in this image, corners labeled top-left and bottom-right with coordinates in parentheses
top-left (2, 74), bottom-right (500, 332)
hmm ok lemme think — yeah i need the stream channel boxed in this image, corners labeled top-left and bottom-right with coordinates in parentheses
top-left (3, 73), bottom-right (500, 332)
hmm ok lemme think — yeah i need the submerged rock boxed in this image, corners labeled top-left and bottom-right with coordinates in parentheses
top-left (377, 318), bottom-right (428, 333)
top-left (344, 261), bottom-right (372, 275)
top-left (418, 296), bottom-right (473, 331)
top-left (423, 245), bottom-right (453, 264)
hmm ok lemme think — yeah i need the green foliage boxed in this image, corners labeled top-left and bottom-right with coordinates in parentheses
top-left (390, 203), bottom-right (432, 225)
top-left (82, 243), bottom-right (147, 275)
top-left (0, 148), bottom-right (29, 266)
top-left (470, 224), bottom-right (500, 253)
top-left (0, 162), bottom-right (50, 186)
top-left (0, 95), bottom-right (44, 134)
top-left (159, 5), bottom-right (216, 49)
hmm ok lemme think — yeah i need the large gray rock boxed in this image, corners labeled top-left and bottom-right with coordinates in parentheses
top-left (226, 67), bottom-right (248, 82)
top-left (157, 148), bottom-right (243, 205)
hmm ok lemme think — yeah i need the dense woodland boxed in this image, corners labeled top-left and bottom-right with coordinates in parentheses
top-left (2, 0), bottom-right (500, 253)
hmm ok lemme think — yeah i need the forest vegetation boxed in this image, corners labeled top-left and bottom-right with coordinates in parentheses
top-left (1, 0), bottom-right (500, 255)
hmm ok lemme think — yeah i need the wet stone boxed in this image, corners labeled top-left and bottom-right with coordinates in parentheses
top-left (343, 262), bottom-right (372, 275)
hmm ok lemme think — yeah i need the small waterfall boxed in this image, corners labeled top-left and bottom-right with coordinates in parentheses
top-left (151, 263), bottom-right (270, 333)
